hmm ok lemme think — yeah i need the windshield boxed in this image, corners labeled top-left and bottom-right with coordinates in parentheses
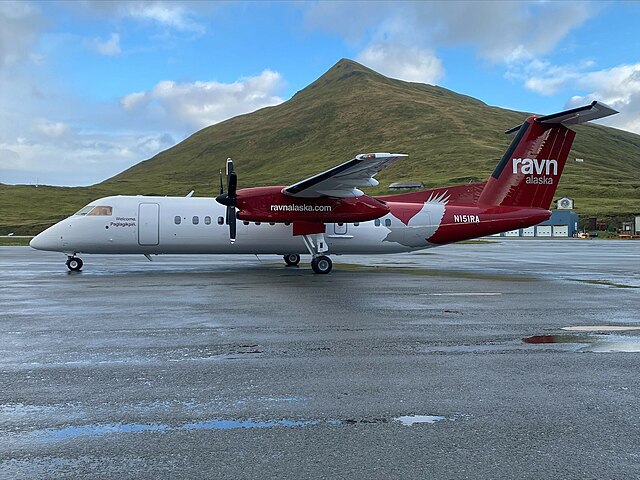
top-left (74, 205), bottom-right (95, 216)
top-left (74, 205), bottom-right (112, 216)
top-left (87, 206), bottom-right (113, 216)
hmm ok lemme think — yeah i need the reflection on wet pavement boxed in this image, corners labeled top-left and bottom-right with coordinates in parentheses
top-left (18, 414), bottom-right (454, 442)
top-left (395, 415), bottom-right (446, 426)
top-left (523, 334), bottom-right (640, 353)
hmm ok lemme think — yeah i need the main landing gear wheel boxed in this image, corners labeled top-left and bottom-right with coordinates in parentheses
top-left (311, 255), bottom-right (332, 274)
top-left (283, 254), bottom-right (301, 266)
top-left (66, 256), bottom-right (83, 272)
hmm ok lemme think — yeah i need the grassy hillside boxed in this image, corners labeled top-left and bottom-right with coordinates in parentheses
top-left (2, 59), bottom-right (639, 235)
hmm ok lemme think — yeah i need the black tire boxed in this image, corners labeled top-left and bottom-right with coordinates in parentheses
top-left (66, 257), bottom-right (83, 271)
top-left (283, 254), bottom-right (301, 266)
top-left (311, 255), bottom-right (332, 274)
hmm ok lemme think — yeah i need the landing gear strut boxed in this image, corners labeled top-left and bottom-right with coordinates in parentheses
top-left (302, 233), bottom-right (332, 274)
top-left (66, 256), bottom-right (83, 272)
top-left (283, 254), bottom-right (301, 266)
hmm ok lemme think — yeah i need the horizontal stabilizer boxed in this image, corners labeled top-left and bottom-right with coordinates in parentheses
top-left (505, 101), bottom-right (618, 134)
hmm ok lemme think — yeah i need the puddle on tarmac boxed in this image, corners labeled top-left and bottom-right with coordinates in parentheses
top-left (182, 419), bottom-right (318, 430)
top-left (25, 413), bottom-right (453, 441)
top-left (395, 415), bottom-right (446, 426)
top-left (562, 326), bottom-right (640, 332)
top-left (523, 334), bottom-right (640, 353)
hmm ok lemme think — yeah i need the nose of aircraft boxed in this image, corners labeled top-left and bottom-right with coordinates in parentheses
top-left (30, 229), bottom-right (61, 251)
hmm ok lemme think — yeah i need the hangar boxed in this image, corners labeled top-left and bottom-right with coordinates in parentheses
top-left (496, 197), bottom-right (579, 238)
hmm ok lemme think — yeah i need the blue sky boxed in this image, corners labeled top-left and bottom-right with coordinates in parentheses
top-left (1, 1), bottom-right (639, 186)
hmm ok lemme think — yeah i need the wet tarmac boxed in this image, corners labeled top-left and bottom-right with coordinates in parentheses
top-left (1, 240), bottom-right (639, 479)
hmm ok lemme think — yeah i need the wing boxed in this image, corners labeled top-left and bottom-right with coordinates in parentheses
top-left (283, 153), bottom-right (408, 198)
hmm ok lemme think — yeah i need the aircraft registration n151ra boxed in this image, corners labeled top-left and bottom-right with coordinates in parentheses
top-left (31, 101), bottom-right (617, 274)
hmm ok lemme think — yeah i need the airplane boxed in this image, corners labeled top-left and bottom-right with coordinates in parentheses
top-left (30, 101), bottom-right (617, 274)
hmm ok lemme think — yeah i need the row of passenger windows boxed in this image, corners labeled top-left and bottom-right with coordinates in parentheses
top-left (175, 215), bottom-right (224, 225)
top-left (174, 216), bottom-right (393, 227)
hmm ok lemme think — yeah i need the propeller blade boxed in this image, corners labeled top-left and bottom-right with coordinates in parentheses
top-left (227, 171), bottom-right (237, 199)
top-left (215, 158), bottom-right (237, 244)
top-left (226, 157), bottom-right (234, 176)
top-left (228, 208), bottom-right (236, 244)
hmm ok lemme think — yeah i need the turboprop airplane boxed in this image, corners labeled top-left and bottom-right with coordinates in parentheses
top-left (30, 101), bottom-right (617, 274)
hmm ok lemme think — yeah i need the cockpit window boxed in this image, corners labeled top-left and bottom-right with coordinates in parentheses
top-left (87, 206), bottom-right (113, 216)
top-left (75, 205), bottom-right (95, 216)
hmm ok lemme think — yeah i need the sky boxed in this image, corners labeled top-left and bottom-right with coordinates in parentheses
top-left (1, 0), bottom-right (640, 187)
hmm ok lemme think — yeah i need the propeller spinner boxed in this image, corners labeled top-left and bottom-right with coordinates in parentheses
top-left (215, 158), bottom-right (238, 244)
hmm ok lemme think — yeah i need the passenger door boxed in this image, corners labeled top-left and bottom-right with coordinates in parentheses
top-left (138, 203), bottom-right (160, 246)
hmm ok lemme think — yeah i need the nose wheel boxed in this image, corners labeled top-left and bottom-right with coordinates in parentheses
top-left (66, 256), bottom-right (83, 271)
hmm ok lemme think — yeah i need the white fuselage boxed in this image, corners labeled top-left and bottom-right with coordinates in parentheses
top-left (30, 195), bottom-right (436, 256)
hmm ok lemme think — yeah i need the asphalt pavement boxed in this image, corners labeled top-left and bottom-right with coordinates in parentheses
top-left (1, 240), bottom-right (639, 479)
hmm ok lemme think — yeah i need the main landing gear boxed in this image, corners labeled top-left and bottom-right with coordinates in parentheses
top-left (66, 255), bottom-right (83, 272)
top-left (311, 255), bottom-right (332, 274)
top-left (283, 254), bottom-right (301, 266)
top-left (301, 233), bottom-right (333, 274)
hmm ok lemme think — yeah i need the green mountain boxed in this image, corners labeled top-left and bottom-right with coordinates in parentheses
top-left (2, 58), bottom-right (639, 235)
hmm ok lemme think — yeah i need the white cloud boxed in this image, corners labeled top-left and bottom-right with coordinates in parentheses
top-left (92, 33), bottom-right (122, 56)
top-left (565, 64), bottom-right (640, 134)
top-left (357, 44), bottom-right (444, 84)
top-left (72, 1), bottom-right (207, 35)
top-left (123, 2), bottom-right (205, 34)
top-left (304, 1), bottom-right (596, 66)
top-left (0, 1), bottom-right (43, 68)
top-left (36, 119), bottom-right (69, 138)
top-left (508, 59), bottom-right (640, 133)
top-left (120, 70), bottom-right (286, 130)
top-left (0, 127), bottom-right (177, 186)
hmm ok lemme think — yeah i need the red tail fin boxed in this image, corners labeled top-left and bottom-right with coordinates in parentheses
top-left (478, 101), bottom-right (617, 209)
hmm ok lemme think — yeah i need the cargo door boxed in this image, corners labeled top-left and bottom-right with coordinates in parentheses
top-left (138, 203), bottom-right (160, 246)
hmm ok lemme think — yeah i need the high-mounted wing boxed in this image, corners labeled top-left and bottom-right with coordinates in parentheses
top-left (283, 153), bottom-right (407, 198)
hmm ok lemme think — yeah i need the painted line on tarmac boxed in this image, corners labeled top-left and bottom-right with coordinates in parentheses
top-left (423, 293), bottom-right (503, 296)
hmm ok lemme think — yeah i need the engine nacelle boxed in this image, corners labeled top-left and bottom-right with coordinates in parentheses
top-left (235, 186), bottom-right (389, 223)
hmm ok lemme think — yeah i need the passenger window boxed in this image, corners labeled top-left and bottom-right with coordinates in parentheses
top-left (338, 222), bottom-right (344, 226)
top-left (255, 222), bottom-right (261, 225)
top-left (269, 222), bottom-right (275, 226)
top-left (192, 216), bottom-right (199, 225)
top-left (204, 216), bottom-right (211, 225)
top-left (87, 206), bottom-right (112, 216)
top-left (218, 216), bottom-right (224, 225)
top-left (374, 219), bottom-right (381, 227)
top-left (243, 221), bottom-right (250, 226)
top-left (175, 216), bottom-right (181, 225)
top-left (385, 218), bottom-right (391, 227)
top-left (354, 222), bottom-right (359, 227)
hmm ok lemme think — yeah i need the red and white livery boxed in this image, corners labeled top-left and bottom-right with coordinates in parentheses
top-left (31, 102), bottom-right (618, 273)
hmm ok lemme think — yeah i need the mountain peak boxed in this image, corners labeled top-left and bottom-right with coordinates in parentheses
top-left (299, 58), bottom-right (387, 95)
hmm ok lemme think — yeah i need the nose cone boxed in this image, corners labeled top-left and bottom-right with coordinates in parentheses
top-left (30, 229), bottom-right (61, 251)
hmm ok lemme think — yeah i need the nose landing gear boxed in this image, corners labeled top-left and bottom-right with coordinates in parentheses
top-left (66, 256), bottom-right (83, 272)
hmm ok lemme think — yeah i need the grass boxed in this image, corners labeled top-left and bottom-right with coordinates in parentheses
top-left (2, 59), bottom-right (639, 235)
top-left (0, 237), bottom-right (32, 246)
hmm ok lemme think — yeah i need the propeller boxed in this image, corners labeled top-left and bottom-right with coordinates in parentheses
top-left (215, 158), bottom-right (238, 244)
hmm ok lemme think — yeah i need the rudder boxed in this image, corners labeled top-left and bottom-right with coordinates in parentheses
top-left (478, 101), bottom-right (617, 209)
